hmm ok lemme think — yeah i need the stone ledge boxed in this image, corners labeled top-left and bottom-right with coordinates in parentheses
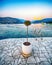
top-left (0, 38), bottom-right (52, 65)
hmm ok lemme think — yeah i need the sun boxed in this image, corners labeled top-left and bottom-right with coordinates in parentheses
top-left (33, 16), bottom-right (44, 20)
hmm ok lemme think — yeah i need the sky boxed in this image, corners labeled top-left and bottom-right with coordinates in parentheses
top-left (0, 0), bottom-right (52, 20)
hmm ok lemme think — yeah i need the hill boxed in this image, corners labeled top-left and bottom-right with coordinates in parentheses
top-left (0, 17), bottom-right (52, 24)
top-left (0, 17), bottom-right (25, 24)
top-left (32, 18), bottom-right (52, 24)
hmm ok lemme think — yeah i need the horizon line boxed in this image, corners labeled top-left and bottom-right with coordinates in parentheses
top-left (0, 16), bottom-right (52, 21)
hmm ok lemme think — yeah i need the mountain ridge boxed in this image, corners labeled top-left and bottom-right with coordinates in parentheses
top-left (0, 17), bottom-right (25, 24)
top-left (0, 17), bottom-right (52, 24)
top-left (32, 18), bottom-right (52, 23)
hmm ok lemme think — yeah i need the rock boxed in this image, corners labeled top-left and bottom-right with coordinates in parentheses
top-left (28, 64), bottom-right (36, 65)
top-left (40, 58), bottom-right (47, 62)
top-left (21, 59), bottom-right (26, 64)
top-left (0, 38), bottom-right (52, 65)
top-left (27, 56), bottom-right (36, 63)
top-left (14, 59), bottom-right (18, 65)
top-left (20, 55), bottom-right (24, 59)
top-left (40, 61), bottom-right (50, 65)
top-left (35, 57), bottom-right (40, 63)
top-left (18, 58), bottom-right (22, 64)
top-left (12, 50), bottom-right (20, 59)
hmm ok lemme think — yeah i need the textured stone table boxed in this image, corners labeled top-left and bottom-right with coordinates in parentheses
top-left (0, 38), bottom-right (52, 65)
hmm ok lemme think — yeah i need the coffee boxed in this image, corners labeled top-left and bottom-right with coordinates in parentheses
top-left (23, 42), bottom-right (30, 46)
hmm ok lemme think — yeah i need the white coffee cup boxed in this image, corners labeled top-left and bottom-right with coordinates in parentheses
top-left (22, 42), bottom-right (32, 55)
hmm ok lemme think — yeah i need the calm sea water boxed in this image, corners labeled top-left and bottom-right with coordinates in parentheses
top-left (0, 24), bottom-right (52, 40)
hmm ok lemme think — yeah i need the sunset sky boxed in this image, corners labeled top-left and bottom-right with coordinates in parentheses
top-left (0, 0), bottom-right (52, 20)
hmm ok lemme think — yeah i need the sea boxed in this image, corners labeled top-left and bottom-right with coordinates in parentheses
top-left (0, 24), bottom-right (52, 40)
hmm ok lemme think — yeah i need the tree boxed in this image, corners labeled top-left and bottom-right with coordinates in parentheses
top-left (24, 20), bottom-right (31, 42)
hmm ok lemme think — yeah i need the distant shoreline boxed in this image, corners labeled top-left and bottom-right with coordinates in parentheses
top-left (0, 17), bottom-right (52, 24)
